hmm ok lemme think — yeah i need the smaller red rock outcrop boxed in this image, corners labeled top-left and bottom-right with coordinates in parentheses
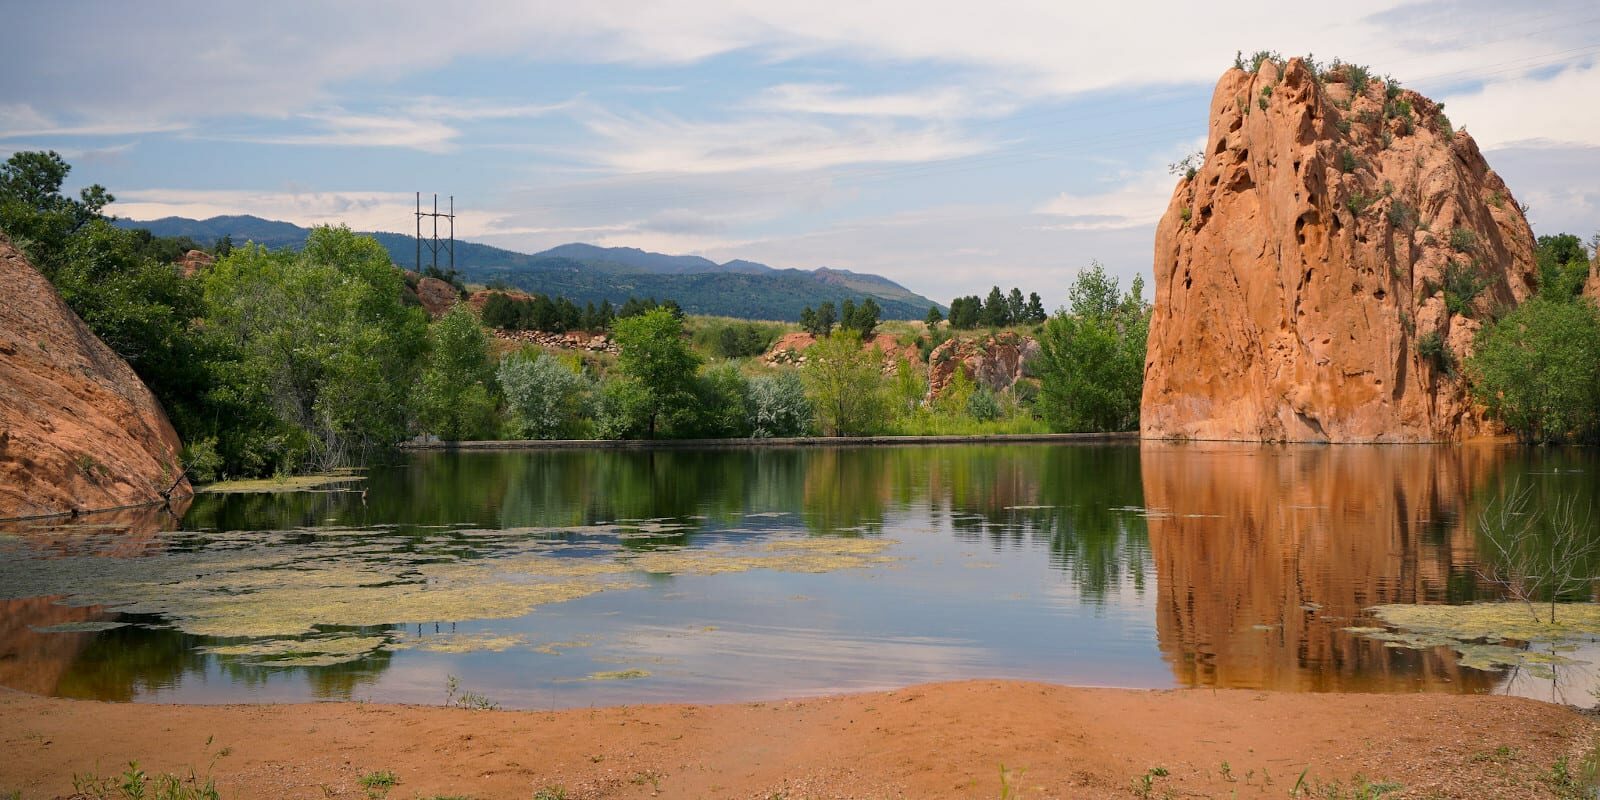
top-left (763, 332), bottom-right (919, 370)
top-left (926, 332), bottom-right (1040, 401)
top-left (416, 276), bottom-right (461, 318)
top-left (175, 249), bottom-right (214, 278)
top-left (0, 235), bottom-right (190, 519)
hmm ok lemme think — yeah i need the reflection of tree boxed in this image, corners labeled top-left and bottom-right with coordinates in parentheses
top-left (1467, 448), bottom-right (1600, 612)
top-left (52, 623), bottom-right (209, 701)
top-left (1143, 442), bottom-right (1506, 692)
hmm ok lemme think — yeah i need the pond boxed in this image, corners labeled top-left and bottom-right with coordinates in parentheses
top-left (2, 442), bottom-right (1596, 708)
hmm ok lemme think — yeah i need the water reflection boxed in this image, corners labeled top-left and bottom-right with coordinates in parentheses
top-left (0, 443), bottom-right (1595, 707)
top-left (1144, 442), bottom-right (1512, 692)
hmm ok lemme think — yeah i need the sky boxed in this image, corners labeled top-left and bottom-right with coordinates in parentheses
top-left (2, 1), bottom-right (1598, 304)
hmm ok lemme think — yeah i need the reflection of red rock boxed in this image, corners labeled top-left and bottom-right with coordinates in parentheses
top-left (1142, 58), bottom-right (1538, 442)
top-left (0, 501), bottom-right (186, 697)
top-left (0, 235), bottom-right (190, 519)
top-left (1142, 441), bottom-right (1501, 692)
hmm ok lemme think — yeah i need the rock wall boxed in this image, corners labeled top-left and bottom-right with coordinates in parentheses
top-left (926, 332), bottom-right (1039, 401)
top-left (1142, 58), bottom-right (1538, 442)
top-left (0, 235), bottom-right (190, 519)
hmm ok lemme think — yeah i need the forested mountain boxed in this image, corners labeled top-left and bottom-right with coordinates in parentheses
top-left (115, 215), bottom-right (942, 320)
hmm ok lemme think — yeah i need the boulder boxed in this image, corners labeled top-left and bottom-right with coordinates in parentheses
top-left (1142, 57), bottom-right (1538, 442)
top-left (175, 249), bottom-right (214, 278)
top-left (926, 332), bottom-right (1039, 401)
top-left (0, 235), bottom-right (190, 519)
top-left (416, 276), bottom-right (460, 318)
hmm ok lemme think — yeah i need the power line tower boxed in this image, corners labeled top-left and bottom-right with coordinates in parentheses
top-left (415, 192), bottom-right (455, 278)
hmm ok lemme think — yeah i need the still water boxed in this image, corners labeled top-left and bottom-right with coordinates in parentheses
top-left (1, 443), bottom-right (1595, 708)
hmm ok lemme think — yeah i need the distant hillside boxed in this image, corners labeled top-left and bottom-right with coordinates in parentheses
top-left (113, 215), bottom-right (943, 320)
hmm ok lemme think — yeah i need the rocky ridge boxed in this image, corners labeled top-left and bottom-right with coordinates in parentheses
top-left (1141, 57), bottom-right (1538, 442)
top-left (0, 235), bottom-right (190, 519)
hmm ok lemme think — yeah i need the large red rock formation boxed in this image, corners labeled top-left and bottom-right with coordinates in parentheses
top-left (0, 235), bottom-right (190, 519)
top-left (1142, 57), bottom-right (1538, 442)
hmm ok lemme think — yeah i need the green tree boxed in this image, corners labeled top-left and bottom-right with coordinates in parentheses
top-left (1468, 295), bottom-right (1600, 443)
top-left (1026, 292), bottom-right (1047, 323)
top-left (204, 227), bottom-right (428, 468)
top-left (1034, 263), bottom-right (1150, 432)
top-left (982, 286), bottom-right (1010, 327)
top-left (0, 150), bottom-right (110, 265)
top-left (413, 305), bottom-right (499, 441)
top-left (1535, 233), bottom-right (1592, 299)
top-left (924, 305), bottom-right (944, 330)
top-left (814, 301), bottom-right (837, 337)
top-left (693, 362), bottom-right (754, 438)
top-left (1007, 287), bottom-right (1026, 323)
top-left (610, 308), bottom-right (702, 438)
top-left (802, 331), bottom-right (886, 436)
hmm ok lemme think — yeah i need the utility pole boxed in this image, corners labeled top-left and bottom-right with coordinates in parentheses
top-left (415, 192), bottom-right (455, 277)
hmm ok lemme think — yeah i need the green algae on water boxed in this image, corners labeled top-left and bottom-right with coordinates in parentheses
top-left (1347, 602), bottom-right (1600, 674)
top-left (198, 473), bottom-right (366, 493)
top-left (587, 669), bottom-right (650, 680)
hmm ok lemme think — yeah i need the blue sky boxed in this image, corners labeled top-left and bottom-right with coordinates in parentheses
top-left (3, 0), bottom-right (1598, 303)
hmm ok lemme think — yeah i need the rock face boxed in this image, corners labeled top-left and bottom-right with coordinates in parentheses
top-left (1142, 57), bottom-right (1538, 442)
top-left (926, 332), bottom-right (1039, 401)
top-left (0, 235), bottom-right (190, 519)
top-left (416, 276), bottom-right (460, 318)
top-left (175, 249), bottom-right (214, 278)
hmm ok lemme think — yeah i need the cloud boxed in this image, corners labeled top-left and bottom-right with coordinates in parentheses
top-left (1441, 61), bottom-right (1600, 148)
top-left (748, 84), bottom-right (1013, 119)
top-left (206, 110), bottom-right (462, 153)
top-left (108, 189), bottom-right (468, 236)
top-left (0, 103), bottom-right (185, 138)
top-left (575, 110), bottom-right (991, 174)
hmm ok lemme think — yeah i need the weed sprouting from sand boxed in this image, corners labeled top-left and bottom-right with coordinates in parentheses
top-left (532, 787), bottom-right (568, 800)
top-left (1288, 773), bottom-right (1401, 799)
top-left (444, 675), bottom-right (499, 710)
top-left (358, 770), bottom-right (398, 798)
top-left (69, 737), bottom-right (229, 800)
top-left (1132, 766), bottom-right (1168, 798)
top-left (998, 763), bottom-right (1025, 799)
top-left (1546, 748), bottom-right (1600, 800)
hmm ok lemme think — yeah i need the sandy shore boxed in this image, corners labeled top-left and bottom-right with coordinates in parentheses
top-left (1, 681), bottom-right (1593, 799)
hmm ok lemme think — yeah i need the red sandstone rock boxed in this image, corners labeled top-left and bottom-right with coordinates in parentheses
top-left (416, 276), bottom-right (460, 318)
top-left (175, 249), bottom-right (214, 278)
top-left (1142, 58), bottom-right (1538, 442)
top-left (0, 235), bottom-right (190, 519)
top-left (926, 332), bottom-right (1039, 401)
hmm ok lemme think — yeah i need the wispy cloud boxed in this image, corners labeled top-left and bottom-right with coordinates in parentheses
top-left (0, 103), bottom-right (185, 138)
top-left (747, 83), bottom-right (1013, 119)
top-left (577, 110), bottom-right (991, 174)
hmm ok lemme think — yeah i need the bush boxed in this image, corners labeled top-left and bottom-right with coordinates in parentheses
top-left (749, 372), bottom-right (812, 438)
top-left (967, 387), bottom-right (1001, 422)
top-left (693, 362), bottom-right (753, 438)
top-left (611, 309), bottom-right (701, 438)
top-left (802, 331), bottom-right (886, 436)
top-left (498, 351), bottom-right (590, 439)
top-left (1468, 296), bottom-right (1600, 443)
top-left (1441, 260), bottom-right (1486, 317)
top-left (1416, 330), bottom-right (1455, 375)
top-left (695, 319), bottom-right (779, 359)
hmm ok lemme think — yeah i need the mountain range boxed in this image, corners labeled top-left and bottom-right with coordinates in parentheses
top-left (115, 215), bottom-right (942, 320)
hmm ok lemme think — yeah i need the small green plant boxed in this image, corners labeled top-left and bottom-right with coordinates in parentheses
top-left (444, 675), bottom-right (499, 711)
top-left (1387, 199), bottom-right (1416, 229)
top-left (359, 770), bottom-right (398, 799)
top-left (1336, 116), bottom-right (1351, 135)
top-left (1289, 772), bottom-right (1400, 799)
top-left (1180, 206), bottom-right (1192, 227)
top-left (1343, 62), bottom-right (1373, 93)
top-left (533, 787), bottom-right (569, 800)
top-left (1259, 84), bottom-right (1273, 111)
top-left (1346, 189), bottom-right (1376, 218)
top-left (1338, 148), bottom-right (1358, 173)
top-left (1442, 260), bottom-right (1485, 316)
top-left (999, 763), bottom-right (1024, 800)
top-left (1133, 766), bottom-right (1169, 798)
top-left (630, 770), bottom-right (664, 793)
top-left (1489, 190), bottom-right (1505, 209)
top-left (1545, 750), bottom-right (1600, 799)
top-left (1220, 761), bottom-right (1235, 782)
top-left (1449, 227), bottom-right (1478, 253)
top-left (1168, 151), bottom-right (1203, 180)
top-left (1247, 50), bottom-right (1283, 72)
top-left (1417, 330), bottom-right (1455, 375)
top-left (70, 738), bottom-right (229, 800)
top-left (1437, 111), bottom-right (1454, 137)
